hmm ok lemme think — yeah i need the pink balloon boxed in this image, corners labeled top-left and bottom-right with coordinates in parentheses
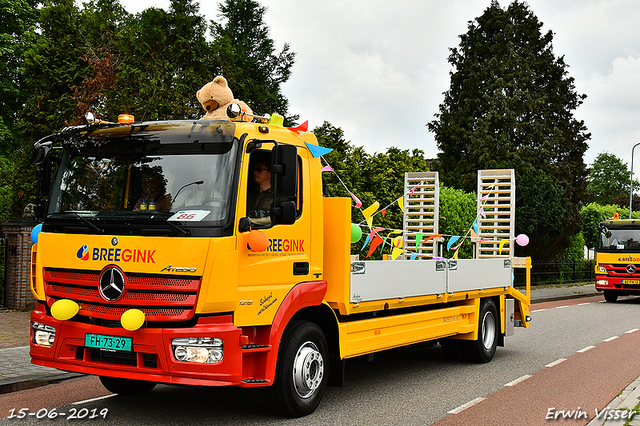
top-left (515, 234), bottom-right (529, 246)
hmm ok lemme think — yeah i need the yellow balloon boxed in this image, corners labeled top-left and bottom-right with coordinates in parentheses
top-left (51, 299), bottom-right (79, 321)
top-left (121, 309), bottom-right (145, 331)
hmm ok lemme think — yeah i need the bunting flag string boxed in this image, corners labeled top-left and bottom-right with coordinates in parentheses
top-left (318, 153), bottom-right (527, 260)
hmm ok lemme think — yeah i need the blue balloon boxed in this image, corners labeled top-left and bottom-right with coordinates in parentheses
top-left (31, 223), bottom-right (43, 244)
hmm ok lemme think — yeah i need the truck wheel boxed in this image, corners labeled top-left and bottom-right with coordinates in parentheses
top-left (604, 291), bottom-right (618, 302)
top-left (264, 321), bottom-right (328, 417)
top-left (99, 376), bottom-right (156, 396)
top-left (465, 299), bottom-right (499, 363)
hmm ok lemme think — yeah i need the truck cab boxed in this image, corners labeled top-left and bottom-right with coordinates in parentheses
top-left (595, 218), bottom-right (640, 302)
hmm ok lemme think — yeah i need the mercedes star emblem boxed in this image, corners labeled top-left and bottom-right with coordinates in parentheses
top-left (99, 267), bottom-right (125, 301)
top-left (627, 264), bottom-right (637, 274)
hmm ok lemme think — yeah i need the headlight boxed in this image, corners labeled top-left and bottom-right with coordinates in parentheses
top-left (32, 322), bottom-right (56, 347)
top-left (171, 337), bottom-right (223, 363)
top-left (597, 266), bottom-right (607, 274)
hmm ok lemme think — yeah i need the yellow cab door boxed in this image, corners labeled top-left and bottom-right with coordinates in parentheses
top-left (235, 133), bottom-right (315, 327)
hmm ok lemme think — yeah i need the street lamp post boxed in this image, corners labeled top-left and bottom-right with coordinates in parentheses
top-left (630, 142), bottom-right (640, 218)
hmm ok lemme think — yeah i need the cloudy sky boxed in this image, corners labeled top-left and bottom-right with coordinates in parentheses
top-left (126, 0), bottom-right (640, 168)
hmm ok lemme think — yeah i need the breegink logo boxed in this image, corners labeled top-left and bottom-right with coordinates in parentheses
top-left (77, 245), bottom-right (89, 261)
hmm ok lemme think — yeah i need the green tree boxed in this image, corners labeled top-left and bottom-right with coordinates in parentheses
top-left (210, 0), bottom-right (296, 122)
top-left (0, 0), bottom-right (38, 153)
top-left (439, 186), bottom-right (477, 259)
top-left (580, 203), bottom-right (640, 249)
top-left (110, 0), bottom-right (210, 121)
top-left (312, 122), bottom-right (430, 258)
top-left (428, 1), bottom-right (589, 260)
top-left (587, 152), bottom-right (638, 207)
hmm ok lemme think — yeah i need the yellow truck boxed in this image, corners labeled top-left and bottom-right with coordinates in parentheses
top-left (29, 110), bottom-right (530, 417)
top-left (595, 217), bottom-right (640, 302)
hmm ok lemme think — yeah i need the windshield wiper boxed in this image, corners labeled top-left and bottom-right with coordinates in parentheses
top-left (69, 212), bottom-right (104, 234)
top-left (160, 218), bottom-right (191, 236)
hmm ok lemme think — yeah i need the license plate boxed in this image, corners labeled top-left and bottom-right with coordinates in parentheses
top-left (85, 334), bottom-right (132, 351)
top-left (623, 279), bottom-right (640, 285)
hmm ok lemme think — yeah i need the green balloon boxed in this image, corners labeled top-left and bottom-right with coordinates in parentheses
top-left (350, 223), bottom-right (362, 243)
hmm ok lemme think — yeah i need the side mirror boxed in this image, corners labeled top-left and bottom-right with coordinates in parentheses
top-left (271, 144), bottom-right (297, 198)
top-left (31, 140), bottom-right (53, 165)
top-left (271, 201), bottom-right (296, 225)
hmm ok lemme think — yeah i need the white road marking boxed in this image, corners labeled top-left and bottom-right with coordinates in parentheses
top-left (448, 397), bottom-right (485, 414)
top-left (603, 336), bottom-right (619, 342)
top-left (546, 358), bottom-right (566, 368)
top-left (577, 346), bottom-right (595, 353)
top-left (505, 375), bottom-right (531, 387)
top-left (72, 394), bottom-right (116, 405)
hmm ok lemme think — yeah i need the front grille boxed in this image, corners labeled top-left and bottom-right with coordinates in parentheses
top-left (602, 264), bottom-right (640, 277)
top-left (44, 268), bottom-right (201, 322)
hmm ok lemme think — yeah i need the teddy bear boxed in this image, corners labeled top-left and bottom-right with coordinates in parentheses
top-left (196, 76), bottom-right (252, 121)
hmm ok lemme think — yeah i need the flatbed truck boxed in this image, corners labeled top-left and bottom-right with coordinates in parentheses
top-left (29, 110), bottom-right (531, 417)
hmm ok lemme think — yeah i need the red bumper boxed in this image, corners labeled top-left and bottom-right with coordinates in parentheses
top-left (30, 304), bottom-right (247, 387)
top-left (595, 275), bottom-right (640, 293)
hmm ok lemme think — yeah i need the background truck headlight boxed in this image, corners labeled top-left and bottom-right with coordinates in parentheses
top-left (171, 337), bottom-right (223, 363)
top-left (597, 266), bottom-right (607, 274)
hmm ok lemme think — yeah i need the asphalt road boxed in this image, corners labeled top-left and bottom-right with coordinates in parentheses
top-left (2, 294), bottom-right (640, 425)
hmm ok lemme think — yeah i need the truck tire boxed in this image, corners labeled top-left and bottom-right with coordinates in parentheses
top-left (465, 299), bottom-right (499, 363)
top-left (604, 291), bottom-right (618, 302)
top-left (264, 321), bottom-right (328, 417)
top-left (99, 376), bottom-right (156, 396)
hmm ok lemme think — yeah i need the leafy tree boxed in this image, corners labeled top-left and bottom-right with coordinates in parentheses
top-left (439, 185), bottom-right (477, 259)
top-left (110, 0), bottom-right (211, 121)
top-left (20, 0), bottom-right (88, 140)
top-left (0, 0), bottom-right (38, 154)
top-left (210, 0), bottom-right (296, 123)
top-left (428, 1), bottom-right (589, 260)
top-left (313, 122), bottom-right (430, 258)
top-left (587, 152), bottom-right (640, 207)
top-left (580, 203), bottom-right (640, 249)
top-left (515, 169), bottom-right (565, 258)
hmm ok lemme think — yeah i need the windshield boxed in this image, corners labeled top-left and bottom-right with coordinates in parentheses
top-left (46, 131), bottom-right (239, 236)
top-left (598, 226), bottom-right (640, 252)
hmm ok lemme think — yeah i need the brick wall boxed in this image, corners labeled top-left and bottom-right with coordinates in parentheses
top-left (2, 218), bottom-right (37, 311)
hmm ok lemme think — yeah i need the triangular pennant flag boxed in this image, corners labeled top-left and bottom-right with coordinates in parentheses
top-left (268, 113), bottom-right (284, 127)
top-left (304, 141), bottom-right (334, 158)
top-left (348, 191), bottom-right (362, 208)
top-left (366, 234), bottom-right (384, 258)
top-left (499, 239), bottom-right (509, 254)
top-left (473, 220), bottom-right (479, 236)
top-left (447, 236), bottom-right (460, 251)
top-left (361, 234), bottom-right (372, 251)
top-left (410, 252), bottom-right (418, 260)
top-left (321, 165), bottom-right (333, 172)
top-left (381, 208), bottom-right (386, 217)
top-left (480, 193), bottom-right (489, 201)
top-left (423, 234), bottom-right (443, 243)
top-left (415, 232), bottom-right (424, 249)
top-left (363, 202), bottom-right (380, 228)
top-left (480, 206), bottom-right (486, 218)
top-left (453, 250), bottom-right (459, 259)
top-left (398, 196), bottom-right (405, 213)
top-left (287, 120), bottom-right (308, 133)
top-left (391, 236), bottom-right (403, 260)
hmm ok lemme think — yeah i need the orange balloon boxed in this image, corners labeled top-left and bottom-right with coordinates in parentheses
top-left (247, 230), bottom-right (269, 252)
